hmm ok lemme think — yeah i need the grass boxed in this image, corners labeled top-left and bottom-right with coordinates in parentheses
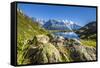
top-left (17, 11), bottom-right (49, 65)
top-left (81, 39), bottom-right (96, 47)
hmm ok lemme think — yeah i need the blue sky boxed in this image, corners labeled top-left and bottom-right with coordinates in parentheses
top-left (18, 3), bottom-right (96, 26)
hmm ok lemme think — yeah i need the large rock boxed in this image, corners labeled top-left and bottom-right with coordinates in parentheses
top-left (36, 35), bottom-right (50, 44)
top-left (26, 35), bottom-right (63, 64)
top-left (52, 36), bottom-right (65, 46)
top-left (28, 43), bottom-right (63, 64)
top-left (25, 35), bottom-right (96, 64)
top-left (68, 45), bottom-right (96, 61)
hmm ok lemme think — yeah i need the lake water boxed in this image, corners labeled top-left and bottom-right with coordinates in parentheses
top-left (53, 32), bottom-right (80, 39)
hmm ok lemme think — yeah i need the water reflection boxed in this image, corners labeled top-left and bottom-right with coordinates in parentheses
top-left (53, 32), bottom-right (80, 39)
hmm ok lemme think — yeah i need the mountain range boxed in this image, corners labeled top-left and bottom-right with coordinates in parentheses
top-left (42, 19), bottom-right (81, 31)
top-left (30, 15), bottom-right (82, 31)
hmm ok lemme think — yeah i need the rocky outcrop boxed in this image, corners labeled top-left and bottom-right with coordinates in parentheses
top-left (52, 36), bottom-right (65, 46)
top-left (36, 35), bottom-right (50, 44)
top-left (25, 35), bottom-right (96, 64)
top-left (68, 45), bottom-right (96, 61)
top-left (27, 35), bottom-right (63, 64)
top-left (28, 43), bottom-right (62, 64)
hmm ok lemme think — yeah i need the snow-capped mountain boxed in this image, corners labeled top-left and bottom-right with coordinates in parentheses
top-left (43, 19), bottom-right (81, 31)
top-left (31, 17), bottom-right (45, 25)
top-left (63, 20), bottom-right (81, 30)
top-left (43, 19), bottom-right (70, 30)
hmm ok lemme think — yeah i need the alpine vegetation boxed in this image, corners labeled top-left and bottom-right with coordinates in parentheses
top-left (17, 4), bottom-right (97, 65)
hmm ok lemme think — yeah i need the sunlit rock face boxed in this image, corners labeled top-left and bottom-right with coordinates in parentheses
top-left (36, 35), bottom-right (50, 44)
top-left (27, 35), bottom-right (63, 64)
top-left (68, 45), bottom-right (96, 61)
top-left (52, 36), bottom-right (65, 46)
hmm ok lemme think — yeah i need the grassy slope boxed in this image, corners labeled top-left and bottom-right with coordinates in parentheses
top-left (17, 12), bottom-right (49, 41)
top-left (17, 11), bottom-right (49, 65)
top-left (81, 40), bottom-right (96, 47)
top-left (75, 21), bottom-right (96, 47)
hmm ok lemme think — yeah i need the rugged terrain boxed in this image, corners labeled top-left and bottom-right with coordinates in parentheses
top-left (17, 10), bottom-right (96, 65)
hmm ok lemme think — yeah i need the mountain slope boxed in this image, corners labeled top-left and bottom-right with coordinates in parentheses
top-left (17, 12), bottom-right (48, 40)
top-left (76, 21), bottom-right (96, 39)
top-left (31, 17), bottom-right (45, 26)
top-left (17, 11), bottom-right (49, 65)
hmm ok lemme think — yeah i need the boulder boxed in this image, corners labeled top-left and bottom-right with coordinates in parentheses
top-left (68, 45), bottom-right (96, 61)
top-left (36, 35), bottom-right (49, 44)
top-left (26, 35), bottom-right (64, 64)
top-left (52, 36), bottom-right (65, 46)
top-left (28, 43), bottom-right (62, 64)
